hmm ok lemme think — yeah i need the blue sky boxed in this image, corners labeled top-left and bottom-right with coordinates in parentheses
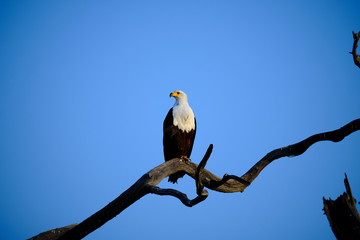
top-left (0, 1), bottom-right (359, 239)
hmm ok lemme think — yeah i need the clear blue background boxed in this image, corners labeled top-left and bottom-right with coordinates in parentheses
top-left (0, 1), bottom-right (359, 239)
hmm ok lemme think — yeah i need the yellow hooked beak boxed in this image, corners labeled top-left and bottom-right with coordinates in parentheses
top-left (169, 91), bottom-right (180, 98)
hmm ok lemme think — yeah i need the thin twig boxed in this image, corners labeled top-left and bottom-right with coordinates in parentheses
top-left (145, 185), bottom-right (208, 207)
top-left (210, 174), bottom-right (250, 189)
top-left (350, 31), bottom-right (360, 68)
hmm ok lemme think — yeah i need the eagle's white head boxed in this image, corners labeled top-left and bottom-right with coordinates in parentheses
top-left (170, 90), bottom-right (188, 103)
top-left (170, 90), bottom-right (195, 133)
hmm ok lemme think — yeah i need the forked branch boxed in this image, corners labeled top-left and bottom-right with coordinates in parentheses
top-left (145, 144), bottom-right (212, 206)
top-left (29, 119), bottom-right (360, 240)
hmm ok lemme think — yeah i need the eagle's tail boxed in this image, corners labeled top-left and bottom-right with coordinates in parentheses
top-left (168, 171), bottom-right (185, 184)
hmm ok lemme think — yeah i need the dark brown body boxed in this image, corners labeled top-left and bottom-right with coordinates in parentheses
top-left (163, 108), bottom-right (196, 183)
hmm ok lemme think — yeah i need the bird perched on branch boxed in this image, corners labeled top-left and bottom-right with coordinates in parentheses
top-left (163, 90), bottom-right (196, 183)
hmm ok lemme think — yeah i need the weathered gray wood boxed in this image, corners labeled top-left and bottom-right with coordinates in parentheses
top-left (55, 145), bottom-right (215, 240)
top-left (145, 184), bottom-right (208, 207)
top-left (29, 118), bottom-right (360, 240)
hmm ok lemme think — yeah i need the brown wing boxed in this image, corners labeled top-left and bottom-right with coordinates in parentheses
top-left (163, 108), bottom-right (179, 161)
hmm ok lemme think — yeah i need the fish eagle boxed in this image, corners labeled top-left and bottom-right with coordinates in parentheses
top-left (163, 90), bottom-right (196, 183)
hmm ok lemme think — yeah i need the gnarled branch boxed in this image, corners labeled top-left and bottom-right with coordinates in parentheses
top-left (350, 31), bottom-right (360, 68)
top-left (145, 185), bottom-right (208, 207)
top-left (144, 144), bottom-right (212, 207)
top-left (29, 118), bottom-right (360, 240)
top-left (239, 118), bottom-right (360, 186)
top-left (196, 144), bottom-right (213, 195)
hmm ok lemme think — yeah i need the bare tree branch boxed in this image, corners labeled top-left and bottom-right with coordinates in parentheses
top-left (238, 118), bottom-right (360, 187)
top-left (196, 144), bottom-right (213, 195)
top-left (145, 185), bottom-right (208, 207)
top-left (29, 118), bottom-right (360, 240)
top-left (350, 31), bottom-right (360, 68)
top-left (27, 224), bottom-right (78, 240)
top-left (145, 144), bottom-right (212, 207)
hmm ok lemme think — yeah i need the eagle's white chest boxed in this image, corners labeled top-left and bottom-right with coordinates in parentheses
top-left (172, 103), bottom-right (195, 133)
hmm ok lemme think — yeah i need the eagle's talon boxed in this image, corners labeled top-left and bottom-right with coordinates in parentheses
top-left (181, 156), bottom-right (190, 161)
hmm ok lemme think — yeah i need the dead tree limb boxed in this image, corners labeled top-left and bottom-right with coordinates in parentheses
top-left (350, 31), bottom-right (360, 68)
top-left (196, 143), bottom-right (213, 195)
top-left (239, 118), bottom-right (360, 186)
top-left (28, 118), bottom-right (360, 240)
top-left (28, 224), bottom-right (78, 240)
top-left (323, 174), bottom-right (360, 240)
top-left (145, 185), bottom-right (208, 207)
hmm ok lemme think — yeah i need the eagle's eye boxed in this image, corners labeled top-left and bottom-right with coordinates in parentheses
top-left (177, 91), bottom-right (180, 95)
